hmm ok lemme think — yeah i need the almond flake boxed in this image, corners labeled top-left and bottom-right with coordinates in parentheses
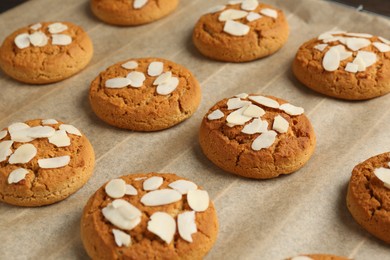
top-left (27, 126), bottom-right (55, 138)
top-left (102, 199), bottom-right (142, 230)
top-left (0, 141), bottom-right (14, 162)
top-left (322, 36), bottom-right (347, 44)
top-left (241, 0), bottom-right (258, 11)
top-left (260, 8), bottom-right (278, 19)
top-left (329, 45), bottom-right (352, 60)
top-left (112, 229), bottom-right (131, 247)
top-left (218, 9), bottom-right (248, 22)
top-left (178, 211), bottom-right (197, 243)
top-left (0, 130), bottom-right (7, 140)
top-left (14, 33), bottom-right (30, 49)
top-left (206, 5), bottom-right (225, 14)
top-left (272, 115), bottom-right (289, 133)
top-left (8, 168), bottom-right (29, 184)
top-left (355, 51), bottom-right (377, 68)
top-left (246, 12), bottom-right (262, 22)
top-left (314, 44), bottom-right (328, 51)
top-left (241, 119), bottom-right (268, 134)
top-left (322, 47), bottom-right (340, 71)
top-left (243, 104), bottom-right (265, 117)
top-left (141, 189), bottom-right (181, 206)
top-left (318, 30), bottom-right (346, 39)
top-left (373, 42), bottom-right (390, 53)
top-left (207, 109), bottom-right (224, 120)
top-left (52, 34), bottom-right (72, 45)
top-left (251, 130), bottom-right (277, 150)
top-left (279, 103), bottom-right (304, 116)
top-left (133, 0), bottom-right (148, 9)
top-left (226, 106), bottom-right (253, 125)
top-left (352, 56), bottom-right (366, 72)
top-left (374, 167), bottom-right (390, 189)
top-left (48, 23), bottom-right (68, 34)
top-left (143, 176), bottom-right (163, 191)
top-left (345, 32), bottom-right (372, 38)
top-left (248, 95), bottom-right (280, 108)
top-left (346, 37), bottom-right (371, 51)
top-left (156, 77), bottom-right (179, 95)
top-left (291, 256), bottom-right (314, 260)
top-left (148, 62), bottom-right (164, 77)
top-left (121, 61), bottom-right (138, 70)
top-left (147, 212), bottom-right (176, 244)
top-left (127, 71), bottom-right (146, 88)
top-left (228, 0), bottom-right (242, 4)
top-left (10, 129), bottom-right (34, 143)
top-left (59, 124), bottom-right (82, 136)
top-left (38, 155), bottom-right (70, 168)
top-left (153, 72), bottom-right (172, 85)
top-left (42, 119), bottom-right (58, 125)
top-left (379, 36), bottom-right (390, 45)
top-left (48, 130), bottom-right (70, 147)
top-left (135, 177), bottom-right (147, 181)
top-left (8, 122), bottom-right (30, 133)
top-left (345, 63), bottom-right (358, 73)
top-left (235, 93), bottom-right (249, 98)
top-left (227, 98), bottom-right (251, 110)
top-left (30, 23), bottom-right (42, 30)
top-left (105, 179), bottom-right (126, 199)
top-left (105, 77), bottom-right (131, 88)
top-left (9, 144), bottom-right (37, 164)
top-left (168, 180), bottom-right (197, 194)
top-left (223, 20), bottom-right (250, 36)
top-left (29, 31), bottom-right (48, 47)
top-left (125, 184), bottom-right (138, 195)
top-left (187, 190), bottom-right (209, 212)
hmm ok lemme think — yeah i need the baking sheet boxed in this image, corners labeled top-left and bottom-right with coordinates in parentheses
top-left (0, 0), bottom-right (390, 259)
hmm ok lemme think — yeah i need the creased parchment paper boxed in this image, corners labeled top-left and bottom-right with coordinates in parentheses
top-left (0, 0), bottom-right (389, 259)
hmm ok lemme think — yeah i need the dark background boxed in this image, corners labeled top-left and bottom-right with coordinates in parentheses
top-left (0, 0), bottom-right (389, 16)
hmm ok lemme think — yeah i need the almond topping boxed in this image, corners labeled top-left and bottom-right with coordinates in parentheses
top-left (156, 76), bottom-right (179, 95)
top-left (153, 72), bottom-right (172, 85)
top-left (48, 130), bottom-right (70, 147)
top-left (251, 130), bottom-right (277, 150)
top-left (112, 229), bottom-right (131, 247)
top-left (59, 124), bottom-right (82, 136)
top-left (345, 63), bottom-right (358, 73)
top-left (141, 189), bottom-right (182, 206)
top-left (147, 212), bottom-right (176, 244)
top-left (102, 199), bottom-right (142, 230)
top-left (9, 144), bottom-right (37, 164)
top-left (372, 42), bottom-right (390, 53)
top-left (227, 98), bottom-right (251, 110)
top-left (322, 47), bottom-right (340, 71)
top-left (207, 109), bottom-right (224, 120)
top-left (52, 34), bottom-right (72, 45)
top-left (105, 179), bottom-right (126, 199)
top-left (48, 23), bottom-right (68, 34)
top-left (279, 103), bottom-right (304, 116)
top-left (272, 115), bottom-right (289, 133)
top-left (38, 155), bottom-right (70, 168)
top-left (0, 141), bottom-right (13, 162)
top-left (218, 9), bottom-right (248, 21)
top-left (243, 104), bottom-right (265, 117)
top-left (121, 61), bottom-right (138, 70)
top-left (260, 8), bottom-right (278, 19)
top-left (374, 167), bottom-right (390, 189)
top-left (143, 176), bottom-right (163, 191)
top-left (187, 190), bottom-right (209, 212)
top-left (0, 130), bottom-right (7, 140)
top-left (14, 33), bottom-right (30, 49)
top-left (125, 184), bottom-right (138, 195)
top-left (314, 44), bottom-right (328, 51)
top-left (42, 119), bottom-right (58, 125)
top-left (241, 0), bottom-right (258, 11)
top-left (29, 31), bottom-right (48, 47)
top-left (30, 23), bottom-right (42, 30)
top-left (246, 12), bottom-right (262, 22)
top-left (248, 95), bottom-right (279, 108)
top-left (133, 0), bottom-right (148, 9)
top-left (223, 20), bottom-right (250, 36)
top-left (126, 71), bottom-right (146, 88)
top-left (241, 119), bottom-right (268, 134)
top-left (178, 211), bottom-right (197, 243)
top-left (168, 180), bottom-right (197, 194)
top-left (8, 168), bottom-right (29, 184)
top-left (148, 61), bottom-right (164, 77)
top-left (346, 37), bottom-right (371, 51)
top-left (226, 106), bottom-right (253, 125)
top-left (355, 51), bottom-right (377, 68)
top-left (105, 77), bottom-right (131, 88)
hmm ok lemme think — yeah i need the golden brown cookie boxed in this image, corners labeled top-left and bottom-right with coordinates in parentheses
top-left (81, 173), bottom-right (218, 259)
top-left (0, 21), bottom-right (93, 84)
top-left (0, 119), bottom-right (95, 207)
top-left (286, 254), bottom-right (350, 260)
top-left (90, 0), bottom-right (179, 26)
top-left (346, 152), bottom-right (390, 244)
top-left (293, 31), bottom-right (390, 100)
top-left (89, 57), bottom-right (201, 131)
top-left (199, 93), bottom-right (316, 179)
top-left (192, 1), bottom-right (289, 62)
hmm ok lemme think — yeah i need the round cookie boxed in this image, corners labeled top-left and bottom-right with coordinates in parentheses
top-left (199, 93), bottom-right (316, 179)
top-left (81, 173), bottom-right (218, 259)
top-left (287, 254), bottom-right (350, 260)
top-left (346, 152), bottom-right (390, 244)
top-left (90, 0), bottom-right (179, 26)
top-left (0, 21), bottom-right (93, 84)
top-left (0, 119), bottom-right (95, 207)
top-left (89, 57), bottom-right (201, 131)
top-left (193, 1), bottom-right (289, 62)
top-left (293, 31), bottom-right (390, 100)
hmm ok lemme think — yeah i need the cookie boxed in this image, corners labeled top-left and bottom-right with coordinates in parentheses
top-left (346, 152), bottom-right (390, 244)
top-left (0, 21), bottom-right (93, 84)
top-left (199, 93), bottom-right (316, 179)
top-left (90, 0), bottom-right (179, 26)
top-left (287, 254), bottom-right (350, 260)
top-left (192, 1), bottom-right (289, 62)
top-left (0, 119), bottom-right (95, 207)
top-left (81, 173), bottom-right (218, 259)
top-left (89, 57), bottom-right (201, 131)
top-left (293, 31), bottom-right (390, 100)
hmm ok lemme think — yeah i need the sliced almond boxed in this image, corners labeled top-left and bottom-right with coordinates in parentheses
top-left (105, 179), bottom-right (126, 199)
top-left (243, 104), bottom-right (265, 117)
top-left (218, 9), bottom-right (248, 22)
top-left (153, 72), bottom-right (172, 85)
top-left (42, 119), bottom-right (58, 125)
top-left (178, 211), bottom-right (197, 243)
top-left (148, 61), bottom-right (164, 76)
top-left (112, 199), bottom-right (142, 219)
top-left (228, 0), bottom-right (242, 4)
top-left (227, 98), bottom-right (251, 110)
top-left (373, 42), bottom-right (390, 53)
top-left (251, 130), bottom-right (277, 151)
top-left (248, 95), bottom-right (279, 108)
top-left (291, 256), bottom-right (314, 260)
top-left (135, 177), bottom-right (147, 181)
top-left (105, 77), bottom-right (131, 88)
top-left (125, 184), bottom-right (138, 195)
top-left (156, 77), bottom-right (179, 95)
top-left (329, 45), bottom-right (352, 60)
top-left (241, 0), bottom-right (258, 11)
top-left (59, 124), bottom-right (82, 136)
top-left (133, 0), bottom-right (148, 9)
top-left (223, 20), bottom-right (250, 36)
top-left (10, 129), bottom-right (34, 143)
top-left (345, 32), bottom-right (372, 38)
top-left (102, 200), bottom-right (142, 230)
top-left (126, 71), bottom-right (146, 88)
top-left (141, 189), bottom-right (182, 206)
top-left (143, 176), bottom-right (164, 191)
top-left (355, 51), bottom-right (377, 68)
top-left (112, 229), bottom-right (131, 247)
top-left (8, 122), bottom-right (30, 133)
top-left (207, 109), bottom-right (224, 120)
top-left (246, 12), bottom-right (262, 22)
top-left (27, 126), bottom-right (55, 138)
top-left (52, 34), bottom-right (72, 45)
top-left (38, 155), bottom-right (70, 168)
top-left (346, 37), bottom-right (371, 51)
top-left (272, 115), bottom-right (289, 133)
top-left (29, 31), bottom-right (48, 47)
top-left (147, 212), bottom-right (176, 244)
top-left (8, 168), bottom-right (29, 184)
top-left (14, 33), bottom-right (30, 49)
top-left (235, 93), bottom-right (248, 98)
top-left (48, 130), bottom-right (70, 147)
top-left (0, 141), bottom-right (14, 162)
top-left (344, 62), bottom-right (358, 73)
top-left (226, 106), bottom-right (253, 125)
top-left (0, 130), bottom-right (7, 140)
top-left (241, 119), bottom-right (268, 134)
top-left (379, 36), bottom-right (390, 45)
top-left (352, 56), bottom-right (366, 72)
top-left (9, 144), bottom-right (36, 164)
top-left (260, 8), bottom-right (278, 19)
top-left (206, 5), bottom-right (225, 14)
top-left (30, 23), bottom-right (42, 30)
top-left (48, 22), bottom-right (68, 34)
top-left (322, 36), bottom-right (347, 44)
top-left (314, 44), bottom-right (328, 51)
top-left (279, 103), bottom-right (304, 116)
top-left (121, 61), bottom-right (138, 70)
top-left (322, 47), bottom-right (340, 71)
top-left (374, 167), bottom-right (390, 189)
top-left (187, 190), bottom-right (209, 212)
top-left (168, 180), bottom-right (197, 194)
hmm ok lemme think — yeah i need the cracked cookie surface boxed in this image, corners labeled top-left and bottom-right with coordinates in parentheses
top-left (89, 57), bottom-right (201, 131)
top-left (347, 152), bottom-right (390, 244)
top-left (0, 21), bottom-right (93, 84)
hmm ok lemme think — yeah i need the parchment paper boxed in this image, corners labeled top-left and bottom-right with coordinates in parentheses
top-left (0, 0), bottom-right (390, 259)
